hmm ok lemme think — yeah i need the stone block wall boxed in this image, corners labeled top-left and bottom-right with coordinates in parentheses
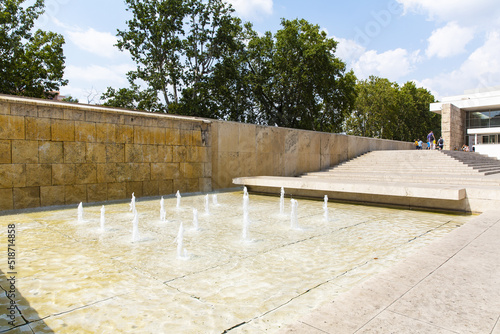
top-left (441, 103), bottom-right (465, 151)
top-left (0, 95), bottom-right (211, 210)
top-left (0, 95), bottom-right (413, 211)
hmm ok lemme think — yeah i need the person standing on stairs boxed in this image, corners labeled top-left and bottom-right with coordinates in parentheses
top-left (427, 131), bottom-right (435, 150)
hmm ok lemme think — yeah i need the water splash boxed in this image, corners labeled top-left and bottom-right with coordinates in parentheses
top-left (100, 205), bottom-right (105, 231)
top-left (77, 202), bottom-right (84, 223)
top-left (176, 190), bottom-right (181, 209)
top-left (160, 196), bottom-right (166, 222)
top-left (280, 187), bottom-right (285, 215)
top-left (212, 194), bottom-right (218, 206)
top-left (243, 186), bottom-right (248, 197)
top-left (132, 212), bottom-right (140, 243)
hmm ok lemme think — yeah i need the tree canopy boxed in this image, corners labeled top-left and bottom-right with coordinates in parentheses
top-left (0, 0), bottom-right (67, 98)
top-left (345, 76), bottom-right (440, 141)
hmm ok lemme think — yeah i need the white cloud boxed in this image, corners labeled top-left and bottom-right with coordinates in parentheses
top-left (421, 32), bottom-right (500, 98)
top-left (334, 36), bottom-right (366, 64)
top-left (226, 0), bottom-right (273, 19)
top-left (67, 28), bottom-right (120, 58)
top-left (352, 48), bottom-right (420, 81)
top-left (426, 22), bottom-right (475, 58)
top-left (65, 64), bottom-right (134, 85)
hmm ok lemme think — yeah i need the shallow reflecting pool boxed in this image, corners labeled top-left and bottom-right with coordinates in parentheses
top-left (0, 191), bottom-right (472, 333)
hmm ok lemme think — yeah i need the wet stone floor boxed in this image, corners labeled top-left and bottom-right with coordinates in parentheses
top-left (0, 191), bottom-right (472, 333)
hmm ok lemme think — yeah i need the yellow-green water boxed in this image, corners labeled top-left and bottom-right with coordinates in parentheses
top-left (0, 191), bottom-right (471, 333)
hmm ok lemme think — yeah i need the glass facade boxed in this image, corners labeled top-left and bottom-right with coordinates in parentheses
top-left (466, 110), bottom-right (500, 146)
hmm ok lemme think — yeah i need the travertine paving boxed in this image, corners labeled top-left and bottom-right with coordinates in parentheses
top-left (281, 209), bottom-right (500, 334)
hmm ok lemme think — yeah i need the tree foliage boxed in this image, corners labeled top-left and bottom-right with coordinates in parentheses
top-left (0, 0), bottom-right (67, 98)
top-left (345, 76), bottom-right (440, 141)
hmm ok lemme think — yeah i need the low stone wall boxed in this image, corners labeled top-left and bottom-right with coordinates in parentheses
top-left (0, 94), bottom-right (413, 210)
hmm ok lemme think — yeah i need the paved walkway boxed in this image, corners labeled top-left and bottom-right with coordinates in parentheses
top-left (280, 209), bottom-right (500, 334)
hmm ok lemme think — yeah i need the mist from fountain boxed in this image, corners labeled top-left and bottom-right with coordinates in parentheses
top-left (192, 208), bottom-right (199, 231)
top-left (212, 194), bottom-right (218, 206)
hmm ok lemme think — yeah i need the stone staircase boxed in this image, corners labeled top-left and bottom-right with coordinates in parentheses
top-left (233, 150), bottom-right (500, 213)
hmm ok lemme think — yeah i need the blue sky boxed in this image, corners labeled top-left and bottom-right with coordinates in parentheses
top-left (34, 0), bottom-right (500, 103)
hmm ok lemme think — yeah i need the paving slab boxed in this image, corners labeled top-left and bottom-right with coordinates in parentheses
top-left (281, 210), bottom-right (500, 334)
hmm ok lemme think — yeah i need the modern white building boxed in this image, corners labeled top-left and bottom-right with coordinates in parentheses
top-left (430, 87), bottom-right (500, 159)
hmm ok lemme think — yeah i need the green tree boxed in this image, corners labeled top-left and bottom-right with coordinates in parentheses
top-left (0, 0), bottom-right (67, 98)
top-left (345, 76), bottom-right (439, 141)
top-left (105, 0), bottom-right (244, 116)
top-left (245, 18), bottom-right (356, 132)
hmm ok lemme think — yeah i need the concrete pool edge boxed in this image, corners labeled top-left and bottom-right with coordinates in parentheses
top-left (280, 209), bottom-right (500, 333)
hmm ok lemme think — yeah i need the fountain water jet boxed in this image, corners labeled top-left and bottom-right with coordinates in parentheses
top-left (280, 187), bottom-right (285, 215)
top-left (176, 190), bottom-right (181, 209)
top-left (205, 194), bottom-right (210, 215)
top-left (160, 196), bottom-right (166, 222)
top-left (192, 208), bottom-right (199, 231)
top-left (323, 195), bottom-right (329, 222)
top-left (132, 212), bottom-right (140, 242)
top-left (77, 202), bottom-right (84, 223)
top-left (129, 193), bottom-right (137, 215)
top-left (242, 192), bottom-right (250, 240)
top-left (175, 222), bottom-right (188, 259)
top-left (100, 205), bottom-right (105, 231)
top-left (290, 199), bottom-right (299, 230)
top-left (212, 194), bottom-right (218, 206)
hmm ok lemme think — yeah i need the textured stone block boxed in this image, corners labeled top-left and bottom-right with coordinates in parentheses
top-left (11, 103), bottom-right (37, 117)
top-left (0, 164), bottom-right (25, 188)
top-left (173, 146), bottom-right (187, 163)
top-left (64, 108), bottom-right (85, 121)
top-left (199, 178), bottom-right (212, 193)
top-left (143, 180), bottom-right (159, 197)
top-left (96, 123), bottom-right (116, 143)
top-left (151, 163), bottom-right (180, 180)
top-left (75, 164), bottom-right (97, 184)
top-left (134, 126), bottom-right (152, 144)
top-left (180, 163), bottom-right (203, 179)
top-left (12, 140), bottom-right (38, 163)
top-left (40, 186), bottom-right (65, 207)
top-left (106, 143), bottom-right (125, 163)
top-left (125, 144), bottom-right (143, 163)
top-left (157, 145), bottom-right (173, 163)
top-left (13, 186), bottom-right (40, 209)
top-left (165, 128), bottom-right (180, 145)
top-left (51, 119), bottom-right (75, 141)
top-left (39, 141), bottom-right (63, 163)
top-left (0, 101), bottom-right (10, 115)
top-left (75, 121), bottom-right (97, 142)
top-left (26, 164), bottom-right (52, 187)
top-left (38, 105), bottom-right (63, 119)
top-left (0, 140), bottom-right (10, 163)
top-left (126, 181), bottom-right (143, 199)
top-left (0, 188), bottom-right (13, 210)
top-left (107, 182), bottom-right (127, 200)
top-left (86, 143), bottom-right (106, 163)
top-left (0, 115), bottom-right (25, 140)
top-left (159, 179), bottom-right (173, 195)
top-left (64, 142), bottom-right (86, 163)
top-left (174, 178), bottom-right (198, 193)
top-left (26, 117), bottom-right (51, 140)
top-left (129, 163), bottom-right (151, 181)
top-left (87, 183), bottom-right (107, 202)
top-left (116, 124), bottom-right (134, 144)
top-left (142, 145), bottom-right (158, 163)
top-left (52, 164), bottom-right (75, 185)
top-left (64, 185), bottom-right (87, 205)
top-left (96, 163), bottom-right (117, 183)
top-left (152, 127), bottom-right (166, 145)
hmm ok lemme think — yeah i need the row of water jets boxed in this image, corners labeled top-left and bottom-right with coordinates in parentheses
top-left (76, 187), bottom-right (331, 260)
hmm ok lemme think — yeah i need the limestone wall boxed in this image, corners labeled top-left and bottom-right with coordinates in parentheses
top-left (441, 103), bottom-right (465, 151)
top-left (0, 95), bottom-right (412, 211)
